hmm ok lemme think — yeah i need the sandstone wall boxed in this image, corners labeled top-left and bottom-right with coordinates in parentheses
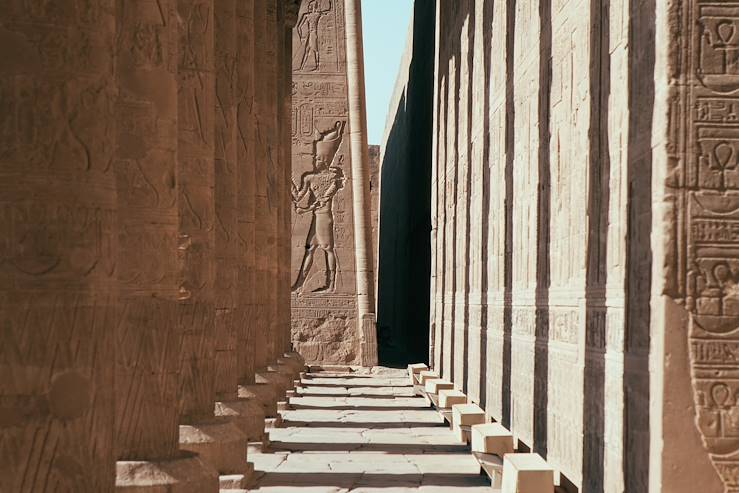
top-left (424, 0), bottom-right (728, 491)
top-left (377, 1), bottom-right (436, 366)
top-left (290, 0), bottom-right (377, 365)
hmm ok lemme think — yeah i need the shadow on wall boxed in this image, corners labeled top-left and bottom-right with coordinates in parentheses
top-left (376, 0), bottom-right (436, 366)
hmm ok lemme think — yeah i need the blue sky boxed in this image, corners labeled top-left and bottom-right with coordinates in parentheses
top-left (362, 0), bottom-right (414, 145)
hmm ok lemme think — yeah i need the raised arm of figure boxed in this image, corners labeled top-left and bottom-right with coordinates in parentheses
top-left (292, 174), bottom-right (312, 203)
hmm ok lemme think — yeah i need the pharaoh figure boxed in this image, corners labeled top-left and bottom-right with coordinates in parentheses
top-left (292, 121), bottom-right (346, 293)
top-left (296, 0), bottom-right (331, 71)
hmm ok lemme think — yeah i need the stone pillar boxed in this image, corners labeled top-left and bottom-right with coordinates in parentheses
top-left (213, 0), bottom-right (239, 408)
top-left (231, 0), bottom-right (271, 443)
top-left (282, 0), bottom-right (307, 374)
top-left (275, 0), bottom-right (290, 363)
top-left (236, 0), bottom-right (257, 389)
top-left (252, 0), bottom-right (293, 402)
top-left (253, 0), bottom-right (277, 373)
top-left (239, 0), bottom-right (282, 424)
top-left (0, 2), bottom-right (117, 491)
top-left (175, 0), bottom-right (247, 482)
top-left (114, 1), bottom-right (217, 491)
top-left (344, 0), bottom-right (378, 367)
top-left (209, 0), bottom-right (256, 482)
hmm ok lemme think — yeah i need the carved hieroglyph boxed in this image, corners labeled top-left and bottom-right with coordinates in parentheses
top-left (291, 0), bottom-right (375, 365)
top-left (676, 1), bottom-right (739, 488)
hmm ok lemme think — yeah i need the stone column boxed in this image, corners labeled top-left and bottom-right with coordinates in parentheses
top-left (253, 0), bottom-right (276, 374)
top-left (213, 0), bottom-right (239, 411)
top-left (175, 0), bottom-right (247, 483)
top-left (236, 0), bottom-right (257, 390)
top-left (282, 0), bottom-right (303, 367)
top-left (232, 0), bottom-right (271, 444)
top-left (114, 1), bottom-right (218, 491)
top-left (0, 3), bottom-right (117, 491)
top-left (344, 0), bottom-right (379, 366)
top-left (252, 0), bottom-right (292, 402)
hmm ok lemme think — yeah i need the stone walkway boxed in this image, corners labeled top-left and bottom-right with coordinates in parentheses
top-left (248, 369), bottom-right (497, 492)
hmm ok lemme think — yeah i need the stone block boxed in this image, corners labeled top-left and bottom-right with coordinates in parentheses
top-left (418, 370), bottom-right (439, 385)
top-left (452, 403), bottom-right (486, 443)
top-left (439, 389), bottom-right (467, 408)
top-left (471, 423), bottom-right (515, 456)
top-left (408, 363), bottom-right (428, 380)
top-left (424, 379), bottom-right (454, 395)
top-left (452, 404), bottom-right (486, 426)
top-left (501, 453), bottom-right (554, 493)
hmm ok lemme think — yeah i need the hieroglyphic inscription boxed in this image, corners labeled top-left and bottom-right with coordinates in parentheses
top-left (683, 2), bottom-right (739, 489)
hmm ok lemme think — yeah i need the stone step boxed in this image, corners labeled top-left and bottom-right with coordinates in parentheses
top-left (501, 453), bottom-right (554, 493)
top-left (471, 423), bottom-right (514, 456)
top-left (439, 389), bottom-right (467, 408)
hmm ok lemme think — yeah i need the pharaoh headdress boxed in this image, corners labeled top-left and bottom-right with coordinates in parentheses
top-left (314, 121), bottom-right (346, 166)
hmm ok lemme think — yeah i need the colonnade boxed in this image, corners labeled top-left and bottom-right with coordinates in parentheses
top-left (0, 0), bottom-right (304, 491)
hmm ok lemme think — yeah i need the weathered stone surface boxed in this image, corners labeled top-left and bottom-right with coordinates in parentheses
top-left (1, 1), bottom-right (299, 489)
top-left (0, 2), bottom-right (117, 490)
top-left (114, 0), bottom-right (185, 468)
top-left (290, 0), bottom-right (377, 366)
top-left (387, 0), bottom-right (732, 491)
top-left (176, 0), bottom-right (217, 423)
top-left (249, 370), bottom-right (494, 492)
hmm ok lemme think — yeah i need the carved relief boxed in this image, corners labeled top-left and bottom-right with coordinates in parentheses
top-left (295, 0), bottom-right (331, 72)
top-left (684, 2), bottom-right (739, 489)
top-left (292, 121), bottom-right (346, 293)
top-left (291, 0), bottom-right (363, 364)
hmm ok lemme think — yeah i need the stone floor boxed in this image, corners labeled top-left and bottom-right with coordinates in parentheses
top-left (248, 368), bottom-right (497, 492)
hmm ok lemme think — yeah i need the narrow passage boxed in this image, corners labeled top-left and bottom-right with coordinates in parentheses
top-left (249, 369), bottom-right (496, 492)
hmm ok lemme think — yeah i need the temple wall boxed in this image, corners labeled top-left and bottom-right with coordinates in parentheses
top-left (416, 0), bottom-right (730, 490)
top-left (290, 0), bottom-right (377, 366)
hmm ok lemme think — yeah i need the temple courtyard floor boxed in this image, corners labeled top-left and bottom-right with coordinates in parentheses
top-left (247, 368), bottom-right (496, 492)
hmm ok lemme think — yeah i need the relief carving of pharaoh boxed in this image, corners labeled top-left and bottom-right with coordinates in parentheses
top-left (291, 121), bottom-right (346, 294)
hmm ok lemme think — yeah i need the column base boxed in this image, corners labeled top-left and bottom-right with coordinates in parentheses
top-left (279, 353), bottom-right (306, 379)
top-left (257, 367), bottom-right (291, 396)
top-left (215, 397), bottom-right (266, 442)
top-left (240, 382), bottom-right (278, 417)
top-left (219, 461), bottom-right (254, 490)
top-left (179, 416), bottom-right (248, 476)
top-left (283, 351), bottom-right (307, 369)
top-left (116, 453), bottom-right (218, 493)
